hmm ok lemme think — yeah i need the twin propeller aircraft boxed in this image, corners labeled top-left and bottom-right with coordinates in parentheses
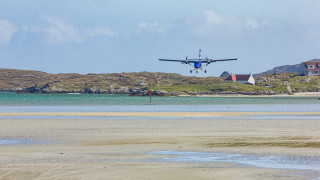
top-left (159, 49), bottom-right (237, 73)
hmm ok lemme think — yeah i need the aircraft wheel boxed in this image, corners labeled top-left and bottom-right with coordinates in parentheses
top-left (190, 70), bottom-right (192, 73)
top-left (205, 70), bottom-right (207, 73)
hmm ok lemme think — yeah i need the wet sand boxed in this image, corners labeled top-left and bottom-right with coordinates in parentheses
top-left (1, 111), bottom-right (320, 117)
top-left (0, 112), bottom-right (320, 179)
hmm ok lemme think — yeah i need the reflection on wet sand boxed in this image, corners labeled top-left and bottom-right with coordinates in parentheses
top-left (0, 112), bottom-right (319, 179)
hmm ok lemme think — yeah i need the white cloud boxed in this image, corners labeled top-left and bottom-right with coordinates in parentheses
top-left (0, 19), bottom-right (17, 44)
top-left (203, 10), bottom-right (223, 25)
top-left (138, 22), bottom-right (165, 34)
top-left (187, 10), bottom-right (263, 37)
top-left (86, 27), bottom-right (117, 38)
top-left (245, 18), bottom-right (260, 29)
top-left (37, 16), bottom-right (117, 44)
top-left (138, 22), bottom-right (157, 29)
top-left (21, 25), bottom-right (41, 34)
top-left (42, 16), bottom-right (82, 45)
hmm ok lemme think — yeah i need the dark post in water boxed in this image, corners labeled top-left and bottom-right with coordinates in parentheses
top-left (148, 90), bottom-right (153, 103)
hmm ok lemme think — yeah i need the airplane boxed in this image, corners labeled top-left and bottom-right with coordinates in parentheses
top-left (159, 49), bottom-right (237, 73)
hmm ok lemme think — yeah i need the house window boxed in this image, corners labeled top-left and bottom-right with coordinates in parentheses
top-left (308, 65), bottom-right (314, 69)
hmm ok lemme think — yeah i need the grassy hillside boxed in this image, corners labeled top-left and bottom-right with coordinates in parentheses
top-left (150, 82), bottom-right (268, 93)
top-left (256, 73), bottom-right (320, 93)
top-left (0, 69), bottom-right (319, 95)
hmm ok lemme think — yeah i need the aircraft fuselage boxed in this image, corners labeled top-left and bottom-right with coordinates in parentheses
top-left (194, 62), bottom-right (202, 68)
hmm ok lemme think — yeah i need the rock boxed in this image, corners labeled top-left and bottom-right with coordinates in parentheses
top-left (228, 85), bottom-right (238, 89)
top-left (187, 91), bottom-right (198, 95)
top-left (169, 91), bottom-right (180, 96)
top-left (25, 85), bottom-right (40, 93)
top-left (84, 88), bottom-right (93, 94)
top-left (41, 83), bottom-right (51, 93)
top-left (286, 83), bottom-right (293, 95)
top-left (152, 90), bottom-right (169, 96)
top-left (109, 87), bottom-right (130, 94)
top-left (220, 71), bottom-right (230, 77)
top-left (303, 78), bottom-right (311, 83)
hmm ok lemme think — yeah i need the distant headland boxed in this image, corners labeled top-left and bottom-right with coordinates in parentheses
top-left (0, 67), bottom-right (319, 96)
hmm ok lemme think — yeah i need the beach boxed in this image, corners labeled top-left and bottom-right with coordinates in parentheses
top-left (1, 112), bottom-right (320, 179)
top-left (2, 0), bottom-right (320, 179)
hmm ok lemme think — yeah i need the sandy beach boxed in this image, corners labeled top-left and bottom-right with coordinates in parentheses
top-left (2, 0), bottom-right (320, 179)
top-left (0, 112), bottom-right (319, 179)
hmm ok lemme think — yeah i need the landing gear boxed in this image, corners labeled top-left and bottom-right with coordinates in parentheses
top-left (190, 69), bottom-right (206, 74)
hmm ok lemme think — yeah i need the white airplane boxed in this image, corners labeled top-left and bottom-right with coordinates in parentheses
top-left (159, 49), bottom-right (237, 73)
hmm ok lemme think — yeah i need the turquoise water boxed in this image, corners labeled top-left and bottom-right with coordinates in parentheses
top-left (1, 92), bottom-right (320, 106)
top-left (0, 93), bottom-right (320, 115)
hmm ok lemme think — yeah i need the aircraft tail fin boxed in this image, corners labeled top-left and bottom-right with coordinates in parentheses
top-left (199, 49), bottom-right (202, 60)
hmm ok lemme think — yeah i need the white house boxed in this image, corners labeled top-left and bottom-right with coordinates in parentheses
top-left (298, 62), bottom-right (320, 76)
top-left (225, 74), bottom-right (255, 85)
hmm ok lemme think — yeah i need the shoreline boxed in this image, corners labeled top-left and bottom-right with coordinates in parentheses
top-left (179, 92), bottom-right (320, 97)
top-left (1, 91), bottom-right (320, 97)
top-left (1, 111), bottom-right (320, 117)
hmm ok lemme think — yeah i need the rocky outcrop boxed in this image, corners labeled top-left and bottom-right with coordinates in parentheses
top-left (220, 71), bottom-right (230, 77)
top-left (1, 68), bottom-right (319, 96)
top-left (254, 59), bottom-right (320, 77)
top-left (152, 90), bottom-right (168, 96)
top-left (254, 64), bottom-right (300, 77)
top-left (186, 91), bottom-right (277, 96)
top-left (129, 87), bottom-right (148, 96)
top-left (17, 84), bottom-right (133, 94)
top-left (286, 83), bottom-right (293, 95)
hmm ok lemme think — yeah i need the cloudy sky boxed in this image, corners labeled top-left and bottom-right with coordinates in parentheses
top-left (1, 0), bottom-right (320, 76)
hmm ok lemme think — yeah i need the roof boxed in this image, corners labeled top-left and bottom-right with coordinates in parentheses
top-left (225, 74), bottom-right (252, 81)
top-left (225, 74), bottom-right (236, 81)
top-left (235, 74), bottom-right (251, 81)
top-left (303, 62), bottom-right (320, 71)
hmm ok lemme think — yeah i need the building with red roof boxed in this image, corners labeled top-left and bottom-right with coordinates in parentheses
top-left (298, 61), bottom-right (320, 76)
top-left (225, 73), bottom-right (255, 85)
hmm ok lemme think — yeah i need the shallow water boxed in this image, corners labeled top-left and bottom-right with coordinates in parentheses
top-left (0, 114), bottom-right (320, 120)
top-left (148, 150), bottom-right (320, 171)
top-left (1, 104), bottom-right (320, 113)
top-left (0, 93), bottom-right (320, 106)
top-left (1, 93), bottom-right (320, 115)
top-left (0, 138), bottom-right (54, 146)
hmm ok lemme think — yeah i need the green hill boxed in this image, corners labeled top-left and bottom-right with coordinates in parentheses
top-left (0, 68), bottom-right (319, 96)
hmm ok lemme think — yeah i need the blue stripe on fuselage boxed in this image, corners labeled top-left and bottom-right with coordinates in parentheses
top-left (194, 62), bottom-right (202, 68)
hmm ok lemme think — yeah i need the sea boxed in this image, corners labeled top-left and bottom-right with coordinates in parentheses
top-left (0, 92), bottom-right (320, 112)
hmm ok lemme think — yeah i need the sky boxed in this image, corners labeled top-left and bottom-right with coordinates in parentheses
top-left (1, 0), bottom-right (320, 76)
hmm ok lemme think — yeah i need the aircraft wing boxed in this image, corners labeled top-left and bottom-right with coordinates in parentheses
top-left (201, 58), bottom-right (238, 63)
top-left (158, 59), bottom-right (186, 62)
top-left (158, 59), bottom-right (198, 63)
top-left (159, 58), bottom-right (237, 63)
